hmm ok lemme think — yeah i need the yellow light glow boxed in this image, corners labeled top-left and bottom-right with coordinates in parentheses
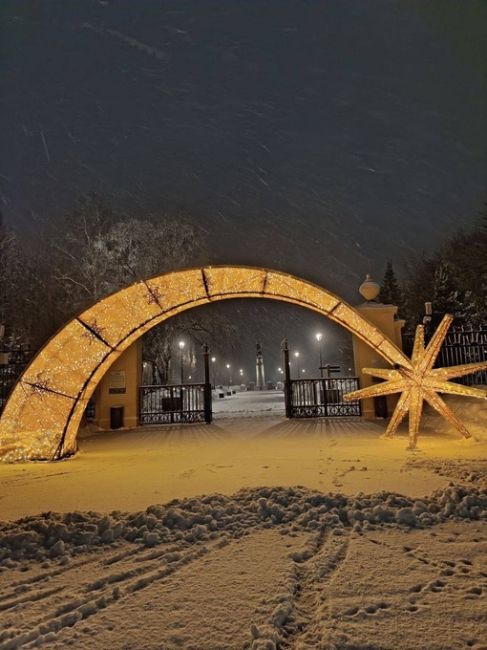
top-left (0, 265), bottom-right (411, 461)
top-left (344, 315), bottom-right (487, 448)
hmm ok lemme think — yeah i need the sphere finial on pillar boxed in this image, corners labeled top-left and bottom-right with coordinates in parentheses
top-left (359, 274), bottom-right (380, 302)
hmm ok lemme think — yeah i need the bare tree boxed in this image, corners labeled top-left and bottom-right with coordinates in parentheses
top-left (0, 213), bottom-right (31, 345)
top-left (0, 212), bottom-right (13, 327)
top-left (2, 195), bottom-right (237, 369)
top-left (144, 310), bottom-right (238, 384)
top-left (51, 194), bottom-right (198, 311)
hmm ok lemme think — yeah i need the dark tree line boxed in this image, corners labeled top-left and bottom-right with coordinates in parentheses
top-left (379, 207), bottom-right (487, 330)
top-left (0, 196), bottom-right (236, 382)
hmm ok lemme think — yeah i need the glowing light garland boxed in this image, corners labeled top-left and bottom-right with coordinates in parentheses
top-left (344, 315), bottom-right (487, 448)
top-left (0, 266), bottom-right (411, 462)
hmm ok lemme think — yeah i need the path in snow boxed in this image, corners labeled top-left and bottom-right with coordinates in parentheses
top-left (212, 389), bottom-right (285, 418)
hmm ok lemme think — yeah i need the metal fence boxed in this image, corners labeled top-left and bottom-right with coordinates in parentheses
top-left (0, 350), bottom-right (35, 414)
top-left (403, 325), bottom-right (487, 386)
top-left (288, 377), bottom-right (361, 418)
top-left (139, 383), bottom-right (211, 425)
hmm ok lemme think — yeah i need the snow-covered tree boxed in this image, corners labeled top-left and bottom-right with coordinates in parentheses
top-left (431, 261), bottom-right (475, 326)
top-left (401, 203), bottom-right (487, 330)
top-left (34, 194), bottom-right (235, 378)
top-left (51, 194), bottom-right (198, 311)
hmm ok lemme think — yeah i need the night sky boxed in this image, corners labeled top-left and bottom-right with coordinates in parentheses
top-left (0, 1), bottom-right (485, 375)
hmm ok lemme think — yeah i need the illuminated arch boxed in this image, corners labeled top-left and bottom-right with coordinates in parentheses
top-left (0, 266), bottom-right (411, 461)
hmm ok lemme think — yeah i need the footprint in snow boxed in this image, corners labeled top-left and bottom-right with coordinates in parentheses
top-left (465, 586), bottom-right (482, 597)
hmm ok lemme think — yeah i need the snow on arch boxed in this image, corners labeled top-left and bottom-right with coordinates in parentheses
top-left (0, 266), bottom-right (411, 462)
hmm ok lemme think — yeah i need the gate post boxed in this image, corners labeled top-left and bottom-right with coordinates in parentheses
top-left (353, 274), bottom-right (406, 418)
top-left (282, 338), bottom-right (293, 418)
top-left (202, 343), bottom-right (212, 424)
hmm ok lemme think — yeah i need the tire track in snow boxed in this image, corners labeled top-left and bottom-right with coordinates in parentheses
top-left (0, 536), bottom-right (227, 649)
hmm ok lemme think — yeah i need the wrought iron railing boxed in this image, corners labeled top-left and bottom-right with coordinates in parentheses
top-left (287, 377), bottom-right (361, 418)
top-left (139, 383), bottom-right (212, 425)
top-left (403, 325), bottom-right (487, 386)
top-left (438, 327), bottom-right (487, 385)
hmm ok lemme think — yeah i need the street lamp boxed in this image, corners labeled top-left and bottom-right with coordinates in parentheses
top-left (315, 332), bottom-right (324, 378)
top-left (292, 351), bottom-right (299, 375)
top-left (226, 363), bottom-right (231, 387)
top-left (178, 340), bottom-right (185, 385)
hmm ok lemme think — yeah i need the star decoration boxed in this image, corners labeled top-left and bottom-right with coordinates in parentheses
top-left (344, 314), bottom-right (487, 448)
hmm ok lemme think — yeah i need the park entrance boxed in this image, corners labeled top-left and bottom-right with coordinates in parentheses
top-left (0, 266), bottom-right (409, 461)
top-left (136, 344), bottom-right (361, 425)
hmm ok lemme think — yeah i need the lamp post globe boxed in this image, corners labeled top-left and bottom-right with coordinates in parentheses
top-left (315, 332), bottom-right (324, 378)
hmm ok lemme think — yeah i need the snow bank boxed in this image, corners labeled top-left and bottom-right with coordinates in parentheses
top-left (0, 484), bottom-right (486, 566)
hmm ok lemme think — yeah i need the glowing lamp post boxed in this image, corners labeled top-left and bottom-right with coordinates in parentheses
top-left (211, 356), bottom-right (216, 386)
top-left (226, 363), bottom-right (231, 388)
top-left (315, 332), bottom-right (324, 378)
top-left (293, 351), bottom-right (300, 377)
top-left (178, 340), bottom-right (185, 385)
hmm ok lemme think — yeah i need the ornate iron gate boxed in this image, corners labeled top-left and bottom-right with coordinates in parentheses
top-left (281, 338), bottom-right (360, 419)
top-left (287, 377), bottom-right (361, 418)
top-left (139, 383), bottom-right (211, 424)
top-left (138, 343), bottom-right (212, 425)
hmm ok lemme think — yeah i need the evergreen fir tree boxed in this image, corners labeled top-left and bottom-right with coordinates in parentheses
top-left (379, 261), bottom-right (404, 310)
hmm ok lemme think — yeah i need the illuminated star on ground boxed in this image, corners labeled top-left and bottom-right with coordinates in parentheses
top-left (345, 314), bottom-right (487, 448)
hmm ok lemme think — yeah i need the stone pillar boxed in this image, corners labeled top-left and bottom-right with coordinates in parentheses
top-left (352, 275), bottom-right (405, 419)
top-left (94, 339), bottom-right (142, 430)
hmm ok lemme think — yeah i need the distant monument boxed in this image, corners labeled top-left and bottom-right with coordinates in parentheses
top-left (255, 342), bottom-right (265, 390)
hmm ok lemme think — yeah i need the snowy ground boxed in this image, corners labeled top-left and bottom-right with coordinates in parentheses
top-left (212, 389), bottom-right (285, 417)
top-left (0, 394), bottom-right (486, 649)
